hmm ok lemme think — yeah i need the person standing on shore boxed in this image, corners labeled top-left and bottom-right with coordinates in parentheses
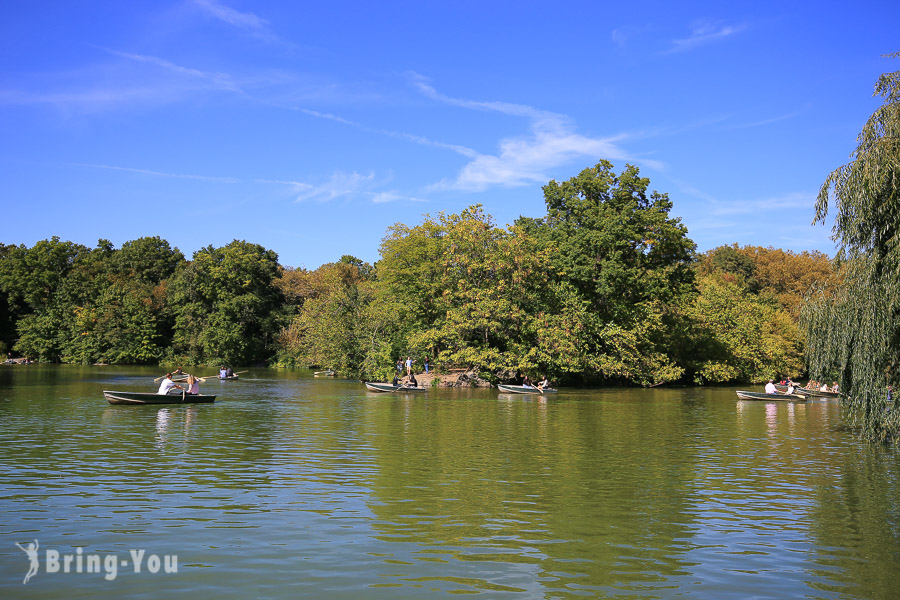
top-left (405, 355), bottom-right (414, 376)
top-left (424, 356), bottom-right (430, 374)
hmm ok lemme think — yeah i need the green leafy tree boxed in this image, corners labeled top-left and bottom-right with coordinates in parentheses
top-left (170, 240), bottom-right (283, 366)
top-left (518, 162), bottom-right (696, 384)
top-left (379, 206), bottom-right (552, 378)
top-left (536, 161), bottom-right (696, 321)
top-left (688, 274), bottom-right (804, 383)
top-left (0, 237), bottom-right (91, 361)
top-left (278, 260), bottom-right (397, 378)
top-left (804, 53), bottom-right (900, 441)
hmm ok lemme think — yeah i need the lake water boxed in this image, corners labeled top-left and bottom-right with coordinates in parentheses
top-left (1, 365), bottom-right (899, 599)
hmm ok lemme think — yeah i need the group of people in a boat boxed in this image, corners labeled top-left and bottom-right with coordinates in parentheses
top-left (801, 379), bottom-right (839, 393)
top-left (157, 372), bottom-right (202, 395)
top-left (522, 375), bottom-right (551, 392)
top-left (766, 378), bottom-right (840, 395)
top-left (392, 372), bottom-right (419, 387)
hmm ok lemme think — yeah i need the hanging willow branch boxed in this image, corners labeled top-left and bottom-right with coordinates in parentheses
top-left (805, 52), bottom-right (900, 442)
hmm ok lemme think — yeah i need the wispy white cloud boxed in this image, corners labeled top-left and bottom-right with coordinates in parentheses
top-left (105, 49), bottom-right (242, 92)
top-left (192, 0), bottom-right (281, 44)
top-left (665, 19), bottom-right (745, 54)
top-left (719, 105), bottom-right (809, 130)
top-left (411, 74), bottom-right (658, 192)
top-left (262, 171), bottom-right (420, 203)
top-left (710, 192), bottom-right (814, 216)
top-left (74, 163), bottom-right (240, 183)
top-left (0, 49), bottom-right (252, 113)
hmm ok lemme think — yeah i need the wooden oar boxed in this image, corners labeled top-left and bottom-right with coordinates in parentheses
top-left (154, 371), bottom-right (189, 382)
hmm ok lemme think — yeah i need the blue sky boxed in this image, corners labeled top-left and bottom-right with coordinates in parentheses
top-left (2, 1), bottom-right (898, 269)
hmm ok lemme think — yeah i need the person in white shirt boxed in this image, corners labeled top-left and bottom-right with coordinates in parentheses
top-left (764, 380), bottom-right (777, 394)
top-left (157, 374), bottom-right (184, 395)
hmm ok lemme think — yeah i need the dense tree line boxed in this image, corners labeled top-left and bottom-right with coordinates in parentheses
top-left (0, 162), bottom-right (839, 387)
top-left (273, 162), bottom-right (836, 386)
top-left (0, 237), bottom-right (284, 367)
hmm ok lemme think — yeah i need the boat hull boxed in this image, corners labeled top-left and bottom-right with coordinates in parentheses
top-left (364, 382), bottom-right (427, 393)
top-left (497, 384), bottom-right (557, 394)
top-left (104, 390), bottom-right (216, 405)
top-left (735, 391), bottom-right (806, 401)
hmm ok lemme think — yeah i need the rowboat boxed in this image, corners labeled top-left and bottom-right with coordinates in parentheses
top-left (314, 370), bottom-right (336, 377)
top-left (497, 384), bottom-right (557, 394)
top-left (104, 390), bottom-right (216, 405)
top-left (735, 391), bottom-right (807, 401)
top-left (797, 388), bottom-right (840, 399)
top-left (216, 375), bottom-right (240, 380)
top-left (364, 382), bottom-right (427, 393)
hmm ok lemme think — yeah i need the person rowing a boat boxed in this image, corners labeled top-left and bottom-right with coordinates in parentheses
top-left (536, 375), bottom-right (550, 392)
top-left (157, 373), bottom-right (185, 395)
top-left (764, 380), bottom-right (777, 394)
top-left (408, 372), bottom-right (418, 387)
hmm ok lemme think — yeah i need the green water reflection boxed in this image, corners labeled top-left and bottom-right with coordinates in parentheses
top-left (1, 366), bottom-right (898, 598)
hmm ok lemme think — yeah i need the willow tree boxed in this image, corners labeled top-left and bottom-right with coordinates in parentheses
top-left (804, 53), bottom-right (900, 441)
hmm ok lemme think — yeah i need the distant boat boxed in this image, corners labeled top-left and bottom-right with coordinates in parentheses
top-left (497, 384), bottom-right (557, 394)
top-left (104, 390), bottom-right (216, 405)
top-left (314, 370), bottom-right (336, 377)
top-left (735, 391), bottom-right (807, 401)
top-left (364, 382), bottom-right (427, 393)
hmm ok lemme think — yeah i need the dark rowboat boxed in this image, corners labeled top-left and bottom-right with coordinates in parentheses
top-left (364, 382), bottom-right (427, 393)
top-left (104, 390), bottom-right (216, 405)
top-left (735, 391), bottom-right (807, 402)
top-left (497, 384), bottom-right (557, 394)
